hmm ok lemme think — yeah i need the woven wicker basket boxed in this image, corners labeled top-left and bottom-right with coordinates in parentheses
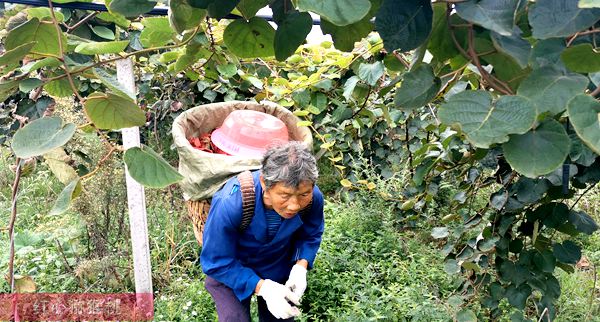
top-left (186, 199), bottom-right (211, 245)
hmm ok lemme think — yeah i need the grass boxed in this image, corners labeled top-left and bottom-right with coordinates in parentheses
top-left (1, 144), bottom-right (599, 321)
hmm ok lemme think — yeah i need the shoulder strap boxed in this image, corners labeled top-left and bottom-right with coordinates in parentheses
top-left (237, 170), bottom-right (256, 231)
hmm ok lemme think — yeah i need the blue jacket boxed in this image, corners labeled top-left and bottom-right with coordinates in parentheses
top-left (200, 170), bottom-right (325, 301)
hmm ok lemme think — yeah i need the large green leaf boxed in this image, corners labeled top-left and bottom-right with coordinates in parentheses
top-left (74, 40), bottom-right (129, 55)
top-left (456, 309), bottom-right (477, 322)
top-left (140, 17), bottom-right (175, 48)
top-left (83, 92), bottom-right (146, 130)
top-left (274, 11), bottom-right (312, 61)
top-left (506, 284), bottom-right (532, 310)
top-left (517, 66), bottom-right (589, 115)
top-left (528, 39), bottom-right (566, 70)
top-left (428, 4), bottom-right (466, 61)
top-left (108, 0), bottom-right (157, 17)
top-left (438, 91), bottom-right (535, 148)
top-left (5, 18), bottom-right (67, 57)
top-left (237, 0), bottom-right (270, 19)
top-left (568, 210), bottom-right (599, 235)
top-left (375, 0), bottom-right (433, 52)
top-left (358, 61), bottom-right (385, 86)
top-left (394, 64), bottom-right (440, 111)
top-left (90, 25), bottom-right (115, 40)
top-left (223, 17), bottom-right (275, 58)
top-left (169, 0), bottom-right (206, 34)
top-left (321, 18), bottom-right (372, 52)
top-left (43, 147), bottom-right (79, 185)
top-left (93, 68), bottom-right (135, 100)
top-left (11, 117), bottom-right (76, 158)
top-left (50, 179), bottom-right (81, 216)
top-left (44, 77), bottom-right (75, 98)
top-left (123, 146), bottom-right (184, 188)
top-left (502, 119), bottom-right (571, 178)
top-left (533, 250), bottom-right (556, 273)
top-left (20, 57), bottom-right (61, 73)
top-left (579, 0), bottom-right (600, 7)
top-left (529, 0), bottom-right (600, 39)
top-left (0, 80), bottom-right (19, 101)
top-left (567, 94), bottom-right (600, 154)
top-left (561, 43), bottom-right (600, 73)
top-left (491, 27), bottom-right (530, 68)
top-left (297, 0), bottom-right (370, 26)
top-left (0, 42), bottom-right (36, 68)
top-left (188, 0), bottom-right (240, 19)
top-left (553, 240), bottom-right (582, 264)
top-left (456, 0), bottom-right (520, 36)
top-left (26, 7), bottom-right (65, 22)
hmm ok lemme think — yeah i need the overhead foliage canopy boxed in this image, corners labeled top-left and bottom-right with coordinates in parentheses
top-left (1, 0), bottom-right (600, 320)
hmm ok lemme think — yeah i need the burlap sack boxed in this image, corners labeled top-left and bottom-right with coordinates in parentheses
top-left (172, 100), bottom-right (313, 201)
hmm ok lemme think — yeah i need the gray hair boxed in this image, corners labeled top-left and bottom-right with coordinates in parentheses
top-left (262, 141), bottom-right (319, 190)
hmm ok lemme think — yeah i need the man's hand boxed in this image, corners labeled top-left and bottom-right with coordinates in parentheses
top-left (256, 279), bottom-right (301, 319)
top-left (285, 264), bottom-right (308, 299)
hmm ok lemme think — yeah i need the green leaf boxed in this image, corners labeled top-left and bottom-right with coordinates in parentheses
top-left (491, 27), bottom-right (531, 68)
top-left (514, 178), bottom-right (549, 204)
top-left (74, 40), bottom-right (129, 55)
top-left (568, 210), bottom-right (599, 235)
top-left (456, 309), bottom-right (477, 322)
top-left (84, 92), bottom-right (145, 130)
top-left (517, 66), bottom-right (589, 115)
top-left (444, 259), bottom-right (461, 274)
top-left (321, 17), bottom-right (373, 52)
top-left (168, 0), bottom-right (206, 34)
top-left (20, 57), bottom-right (61, 73)
top-left (0, 80), bottom-right (20, 101)
top-left (394, 64), bottom-right (440, 111)
top-left (93, 68), bottom-right (136, 100)
top-left (428, 3), bottom-right (465, 61)
top-left (567, 94), bottom-right (600, 154)
top-left (343, 76), bottom-right (360, 99)
top-left (529, 0), bottom-right (600, 39)
top-left (44, 77), bottom-right (75, 98)
top-left (503, 119), bottom-right (571, 178)
top-left (97, 11), bottom-right (131, 28)
top-left (358, 61), bottom-right (384, 86)
top-left (533, 250), bottom-right (556, 273)
top-left (529, 39), bottom-right (566, 70)
top-left (439, 91), bottom-right (536, 148)
top-left (108, 0), bottom-right (157, 18)
top-left (124, 146), bottom-right (184, 188)
top-left (43, 147), bottom-right (79, 184)
top-left (11, 117), bottom-right (76, 158)
top-left (274, 11), bottom-right (312, 61)
top-left (50, 179), bottom-right (81, 215)
top-left (140, 17), bottom-right (175, 48)
top-left (5, 18), bottom-right (67, 57)
top-left (0, 42), bottom-right (36, 68)
top-left (553, 240), bottom-right (582, 264)
top-left (413, 157), bottom-right (436, 186)
top-left (561, 43), bottom-right (600, 73)
top-left (19, 78), bottom-right (43, 93)
top-left (506, 284), bottom-right (532, 310)
top-left (376, 0), bottom-right (433, 52)
top-left (579, 0), bottom-right (600, 7)
top-left (216, 64), bottom-right (238, 78)
top-left (26, 7), bottom-right (65, 22)
top-left (297, 0), bottom-right (370, 26)
top-left (189, 0), bottom-right (240, 19)
top-left (223, 17), bottom-right (275, 58)
top-left (237, 0), bottom-right (270, 19)
top-left (431, 227), bottom-right (449, 239)
top-left (456, 0), bottom-right (520, 36)
top-left (90, 25), bottom-right (115, 40)
top-left (538, 202), bottom-right (569, 228)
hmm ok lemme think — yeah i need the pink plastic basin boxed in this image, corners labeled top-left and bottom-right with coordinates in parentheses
top-left (211, 110), bottom-right (289, 158)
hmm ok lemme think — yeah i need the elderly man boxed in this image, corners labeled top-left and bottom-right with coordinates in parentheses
top-left (201, 141), bottom-right (325, 321)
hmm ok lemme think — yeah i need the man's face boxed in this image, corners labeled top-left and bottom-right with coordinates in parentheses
top-left (260, 177), bottom-right (314, 219)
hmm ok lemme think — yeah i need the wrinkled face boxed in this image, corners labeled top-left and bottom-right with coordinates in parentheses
top-left (260, 176), bottom-right (314, 219)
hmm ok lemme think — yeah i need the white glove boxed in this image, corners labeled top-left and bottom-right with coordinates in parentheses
top-left (257, 279), bottom-right (301, 319)
top-left (285, 264), bottom-right (308, 299)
